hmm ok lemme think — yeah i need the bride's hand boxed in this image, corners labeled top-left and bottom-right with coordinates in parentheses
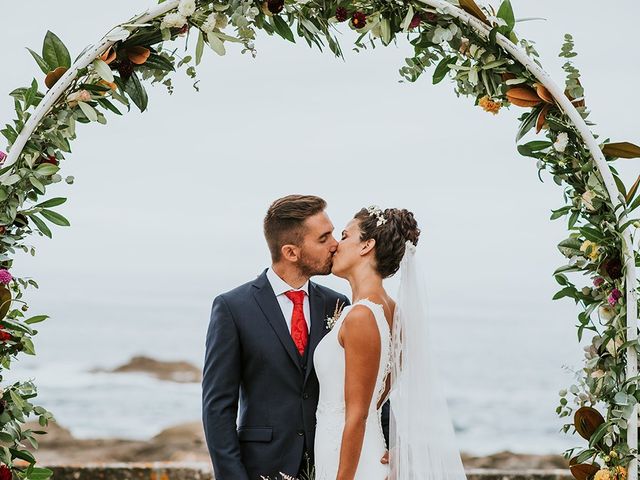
top-left (380, 450), bottom-right (389, 464)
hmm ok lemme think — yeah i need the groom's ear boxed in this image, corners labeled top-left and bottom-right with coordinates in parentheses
top-left (360, 239), bottom-right (375, 256)
top-left (281, 244), bottom-right (301, 262)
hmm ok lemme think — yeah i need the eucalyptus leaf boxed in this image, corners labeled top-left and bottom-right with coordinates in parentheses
top-left (92, 59), bottom-right (114, 82)
top-left (206, 33), bottom-right (226, 56)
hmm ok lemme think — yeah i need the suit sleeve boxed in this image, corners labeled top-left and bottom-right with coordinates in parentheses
top-left (202, 295), bottom-right (249, 480)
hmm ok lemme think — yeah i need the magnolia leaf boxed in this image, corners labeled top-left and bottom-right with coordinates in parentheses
top-left (42, 31), bottom-right (71, 70)
top-left (496, 0), bottom-right (515, 32)
top-left (207, 32), bottom-right (227, 56)
top-left (574, 406), bottom-right (605, 441)
top-left (44, 67), bottom-right (68, 89)
top-left (27, 48), bottom-right (50, 74)
top-left (570, 463), bottom-right (600, 480)
top-left (92, 59), bottom-right (114, 83)
top-left (0, 286), bottom-right (11, 320)
top-left (124, 72), bottom-right (148, 112)
top-left (78, 101), bottom-right (98, 122)
top-left (458, 0), bottom-right (488, 23)
top-left (625, 174), bottom-right (640, 203)
top-left (272, 15), bottom-right (295, 43)
top-left (602, 142), bottom-right (640, 159)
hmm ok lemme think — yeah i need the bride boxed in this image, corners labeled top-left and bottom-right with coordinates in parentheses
top-left (313, 206), bottom-right (467, 480)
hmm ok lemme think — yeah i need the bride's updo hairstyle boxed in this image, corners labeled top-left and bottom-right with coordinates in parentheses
top-left (354, 207), bottom-right (421, 278)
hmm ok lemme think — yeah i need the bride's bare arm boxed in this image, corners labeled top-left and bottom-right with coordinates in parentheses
top-left (336, 305), bottom-right (381, 480)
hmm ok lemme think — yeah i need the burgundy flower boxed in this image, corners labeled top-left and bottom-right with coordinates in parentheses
top-left (115, 59), bottom-right (135, 80)
top-left (425, 12), bottom-right (438, 23)
top-left (598, 255), bottom-right (623, 280)
top-left (409, 13), bottom-right (421, 29)
top-left (335, 7), bottom-right (348, 22)
top-left (0, 465), bottom-right (10, 480)
top-left (0, 152), bottom-right (6, 164)
top-left (41, 155), bottom-right (58, 166)
top-left (267, 0), bottom-right (285, 14)
top-left (351, 11), bottom-right (367, 29)
top-left (593, 276), bottom-right (604, 288)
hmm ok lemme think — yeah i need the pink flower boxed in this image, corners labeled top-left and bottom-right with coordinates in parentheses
top-left (593, 276), bottom-right (604, 288)
top-left (0, 152), bottom-right (6, 164)
top-left (607, 288), bottom-right (622, 306)
top-left (0, 270), bottom-right (12, 286)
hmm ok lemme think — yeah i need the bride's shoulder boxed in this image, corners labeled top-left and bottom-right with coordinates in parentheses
top-left (339, 305), bottom-right (380, 345)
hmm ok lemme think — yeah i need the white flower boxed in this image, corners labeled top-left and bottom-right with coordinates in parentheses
top-left (605, 337), bottom-right (623, 356)
top-left (215, 13), bottom-right (229, 29)
top-left (178, 0), bottom-right (196, 17)
top-left (202, 13), bottom-right (217, 33)
top-left (554, 132), bottom-right (569, 153)
top-left (161, 12), bottom-right (187, 29)
top-left (432, 24), bottom-right (458, 44)
top-left (598, 304), bottom-right (617, 322)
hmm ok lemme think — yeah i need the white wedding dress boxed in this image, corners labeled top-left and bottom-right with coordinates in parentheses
top-left (313, 298), bottom-right (391, 480)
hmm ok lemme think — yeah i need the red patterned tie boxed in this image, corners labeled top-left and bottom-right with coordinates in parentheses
top-left (285, 290), bottom-right (308, 355)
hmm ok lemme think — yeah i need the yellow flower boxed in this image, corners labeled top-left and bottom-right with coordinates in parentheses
top-left (595, 469), bottom-right (611, 480)
top-left (478, 95), bottom-right (502, 114)
top-left (580, 240), bottom-right (600, 261)
top-left (614, 466), bottom-right (627, 480)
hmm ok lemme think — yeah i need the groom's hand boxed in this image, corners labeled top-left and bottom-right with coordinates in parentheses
top-left (381, 450), bottom-right (389, 464)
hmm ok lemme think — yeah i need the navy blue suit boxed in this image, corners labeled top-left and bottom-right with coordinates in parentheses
top-left (202, 269), bottom-right (389, 480)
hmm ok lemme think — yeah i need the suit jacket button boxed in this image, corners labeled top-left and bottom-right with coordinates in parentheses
top-left (297, 430), bottom-right (304, 436)
top-left (303, 393), bottom-right (309, 399)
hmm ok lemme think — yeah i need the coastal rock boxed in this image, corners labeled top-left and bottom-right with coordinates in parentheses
top-left (94, 355), bottom-right (202, 383)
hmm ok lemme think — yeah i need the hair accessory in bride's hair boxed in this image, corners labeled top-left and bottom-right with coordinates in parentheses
top-left (366, 205), bottom-right (387, 227)
top-left (405, 240), bottom-right (416, 255)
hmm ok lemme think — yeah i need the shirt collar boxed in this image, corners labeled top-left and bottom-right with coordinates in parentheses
top-left (266, 267), bottom-right (309, 297)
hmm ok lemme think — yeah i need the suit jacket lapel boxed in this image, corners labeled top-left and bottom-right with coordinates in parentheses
top-left (305, 282), bottom-right (327, 384)
top-left (253, 271), bottom-right (302, 372)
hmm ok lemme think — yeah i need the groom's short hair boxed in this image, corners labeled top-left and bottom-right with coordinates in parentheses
top-left (264, 195), bottom-right (327, 261)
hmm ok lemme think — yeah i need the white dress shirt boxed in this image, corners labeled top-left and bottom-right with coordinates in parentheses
top-left (266, 267), bottom-right (311, 333)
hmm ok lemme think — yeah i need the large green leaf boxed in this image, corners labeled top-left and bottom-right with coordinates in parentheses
top-left (272, 15), bottom-right (295, 43)
top-left (196, 31), bottom-right (205, 66)
top-left (432, 56), bottom-right (456, 85)
top-left (124, 72), bottom-right (148, 112)
top-left (40, 209), bottom-right (70, 227)
top-left (27, 48), bottom-right (50, 74)
top-left (516, 106), bottom-right (542, 142)
top-left (42, 31), bottom-right (71, 70)
top-left (30, 214), bottom-right (52, 238)
top-left (496, 0), bottom-right (515, 33)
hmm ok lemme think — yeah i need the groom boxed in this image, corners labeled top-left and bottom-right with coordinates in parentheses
top-left (203, 195), bottom-right (355, 479)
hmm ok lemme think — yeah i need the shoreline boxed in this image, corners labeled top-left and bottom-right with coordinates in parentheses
top-left (26, 421), bottom-right (569, 470)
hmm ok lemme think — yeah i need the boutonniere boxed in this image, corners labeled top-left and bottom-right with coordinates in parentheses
top-left (325, 299), bottom-right (346, 330)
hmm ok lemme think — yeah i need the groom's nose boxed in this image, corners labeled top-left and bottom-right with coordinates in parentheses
top-left (329, 237), bottom-right (338, 252)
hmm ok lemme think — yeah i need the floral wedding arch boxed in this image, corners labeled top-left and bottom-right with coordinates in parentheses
top-left (0, 0), bottom-right (638, 478)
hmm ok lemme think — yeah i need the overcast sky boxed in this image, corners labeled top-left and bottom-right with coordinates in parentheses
top-left (1, 0), bottom-right (639, 360)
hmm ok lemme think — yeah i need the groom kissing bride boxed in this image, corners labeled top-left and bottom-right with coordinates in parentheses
top-left (202, 195), bottom-right (467, 480)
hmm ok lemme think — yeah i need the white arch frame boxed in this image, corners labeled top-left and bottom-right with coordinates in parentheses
top-left (2, 1), bottom-right (637, 477)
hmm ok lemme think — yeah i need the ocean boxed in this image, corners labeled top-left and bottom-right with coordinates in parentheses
top-left (5, 282), bottom-right (586, 457)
